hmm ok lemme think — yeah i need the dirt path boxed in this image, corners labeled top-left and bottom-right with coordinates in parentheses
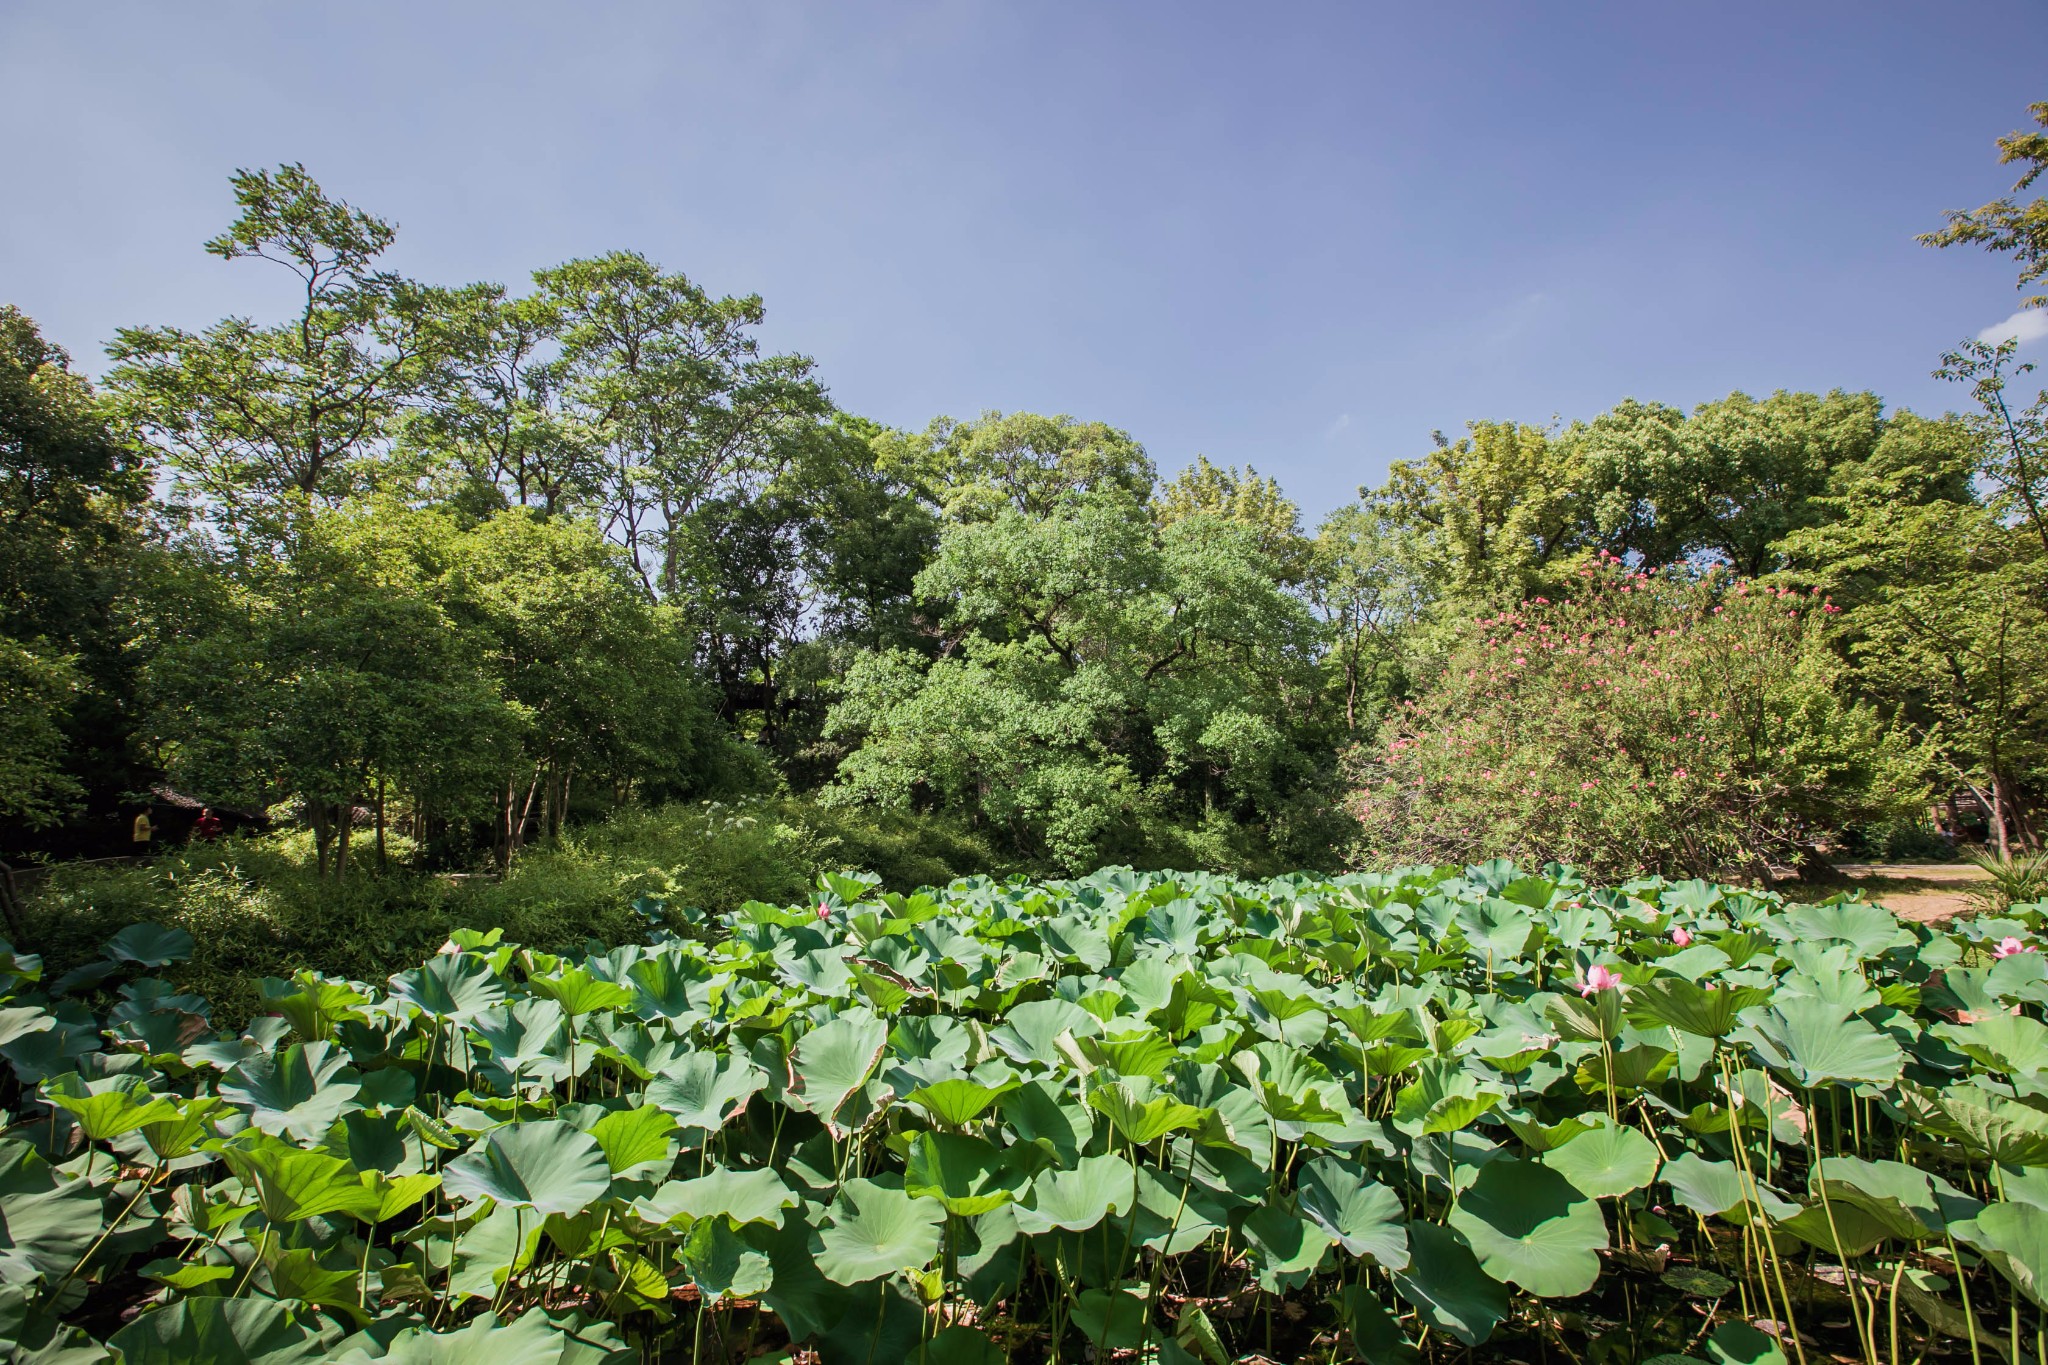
top-left (1823, 862), bottom-right (1989, 924)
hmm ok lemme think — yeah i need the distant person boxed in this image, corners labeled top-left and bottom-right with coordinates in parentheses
top-left (192, 808), bottom-right (224, 841)
top-left (131, 811), bottom-right (153, 846)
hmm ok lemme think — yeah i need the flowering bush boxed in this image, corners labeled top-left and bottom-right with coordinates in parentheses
top-left (1346, 558), bottom-right (1927, 879)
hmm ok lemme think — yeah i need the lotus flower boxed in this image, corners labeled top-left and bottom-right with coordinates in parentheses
top-left (1995, 936), bottom-right (2033, 959)
top-left (1670, 927), bottom-right (1693, 947)
top-left (1576, 964), bottom-right (1624, 996)
top-left (817, 903), bottom-right (832, 921)
top-left (437, 939), bottom-right (461, 956)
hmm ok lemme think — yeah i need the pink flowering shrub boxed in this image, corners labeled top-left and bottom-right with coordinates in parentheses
top-left (1346, 559), bottom-right (1926, 879)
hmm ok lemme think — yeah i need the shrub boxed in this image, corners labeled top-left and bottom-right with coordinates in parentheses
top-left (20, 797), bottom-right (1004, 1021)
top-left (1346, 559), bottom-right (1928, 879)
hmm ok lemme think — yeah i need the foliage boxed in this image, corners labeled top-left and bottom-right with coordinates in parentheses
top-left (1920, 99), bottom-right (2048, 308)
top-left (1348, 561), bottom-right (1927, 878)
top-left (0, 307), bottom-right (150, 832)
top-left (6, 862), bottom-right (2048, 1364)
top-left (19, 800), bottom-right (1000, 1022)
top-left (824, 488), bottom-right (1336, 870)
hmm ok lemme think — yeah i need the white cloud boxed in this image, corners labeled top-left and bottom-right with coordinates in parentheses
top-left (1978, 308), bottom-right (2048, 346)
top-left (1324, 413), bottom-right (1352, 439)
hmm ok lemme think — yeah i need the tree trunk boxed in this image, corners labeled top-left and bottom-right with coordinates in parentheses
top-left (0, 861), bottom-right (26, 941)
top-left (1992, 769), bottom-right (2012, 862)
top-left (334, 802), bottom-right (351, 883)
top-left (375, 776), bottom-right (388, 874)
top-left (311, 804), bottom-right (333, 878)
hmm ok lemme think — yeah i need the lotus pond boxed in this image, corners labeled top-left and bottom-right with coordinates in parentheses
top-left (5, 864), bottom-right (2048, 1365)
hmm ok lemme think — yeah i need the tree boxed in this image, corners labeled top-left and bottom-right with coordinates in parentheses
top-left (439, 509), bottom-right (722, 856)
top-left (1347, 562), bottom-right (1926, 879)
top-left (0, 307), bottom-right (150, 834)
top-left (143, 501), bottom-right (520, 878)
top-left (1156, 456), bottom-right (1309, 579)
top-left (1920, 100), bottom-right (2048, 308)
top-left (878, 411), bottom-right (1156, 522)
top-left (1304, 503), bottom-right (1431, 734)
top-left (1574, 390), bottom-right (1887, 574)
top-left (1375, 420), bottom-right (1591, 605)
top-left (823, 489), bottom-right (1328, 870)
top-left (106, 165), bottom-right (467, 525)
top-left (1777, 399), bottom-right (2048, 857)
top-left (535, 251), bottom-right (830, 600)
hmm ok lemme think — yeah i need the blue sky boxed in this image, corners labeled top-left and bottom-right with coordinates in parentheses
top-left (3, 3), bottom-right (2041, 517)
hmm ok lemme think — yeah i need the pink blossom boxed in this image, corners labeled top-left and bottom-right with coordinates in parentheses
top-left (1995, 937), bottom-right (2033, 959)
top-left (817, 903), bottom-right (832, 921)
top-left (437, 939), bottom-right (462, 956)
top-left (1576, 964), bottom-right (1624, 996)
top-left (1671, 927), bottom-right (1693, 947)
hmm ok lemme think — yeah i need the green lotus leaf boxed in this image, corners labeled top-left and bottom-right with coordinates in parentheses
top-left (1936, 1013), bottom-right (2048, 1077)
top-left (221, 1040), bottom-right (365, 1142)
top-left (1241, 1201), bottom-right (1333, 1292)
top-left (644, 1052), bottom-right (767, 1135)
top-left (328, 1309), bottom-right (631, 1364)
top-left (1659, 1151), bottom-right (1797, 1221)
top-left (1446, 1159), bottom-right (1608, 1297)
top-left (105, 923), bottom-right (196, 968)
top-left (108, 1297), bottom-right (343, 1365)
top-left (40, 1070), bottom-right (179, 1141)
top-left (904, 1076), bottom-right (1019, 1127)
top-left (1954, 1200), bottom-right (2048, 1310)
top-left (524, 964), bottom-right (633, 1019)
top-left (1087, 1079), bottom-right (1208, 1145)
top-left (388, 952), bottom-right (508, 1021)
top-left (586, 1105), bottom-right (678, 1178)
top-left (1390, 1220), bottom-right (1511, 1346)
top-left (355, 1170), bottom-right (441, 1225)
top-left (1014, 1153), bottom-right (1138, 1234)
top-left (0, 1140), bottom-right (101, 1285)
top-left (442, 1120), bottom-right (611, 1217)
top-left (904, 1130), bottom-right (1034, 1216)
top-left (636, 1167), bottom-right (798, 1229)
top-left (1069, 1286), bottom-right (1152, 1351)
top-left (790, 1008), bottom-right (888, 1138)
top-left (1775, 1199), bottom-right (1897, 1259)
top-left (1752, 997), bottom-right (1903, 1087)
top-left (1781, 901), bottom-right (1912, 959)
top-left (922, 1324), bottom-right (1005, 1365)
top-left (680, 1214), bottom-right (775, 1303)
top-left (220, 1139), bottom-right (380, 1224)
top-left (1815, 1155), bottom-right (1979, 1240)
top-left (988, 998), bottom-right (1100, 1064)
top-left (0, 1006), bottom-right (52, 1048)
top-left (1541, 1123), bottom-right (1660, 1199)
top-left (1336, 1283), bottom-right (1422, 1364)
top-left (1296, 1155), bottom-right (1409, 1266)
top-left (1704, 1320), bottom-right (1790, 1365)
top-left (997, 1079), bottom-right (1093, 1166)
top-left (812, 1177), bottom-right (945, 1285)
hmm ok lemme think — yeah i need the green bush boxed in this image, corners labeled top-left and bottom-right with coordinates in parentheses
top-left (20, 797), bottom-right (1004, 1021)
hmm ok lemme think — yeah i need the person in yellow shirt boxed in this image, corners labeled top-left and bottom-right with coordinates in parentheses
top-left (131, 811), bottom-right (153, 845)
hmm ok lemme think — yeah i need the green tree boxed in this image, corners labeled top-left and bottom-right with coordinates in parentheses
top-left (1156, 455), bottom-right (1309, 579)
top-left (1778, 397), bottom-right (2048, 857)
top-left (536, 251), bottom-right (830, 600)
top-left (143, 501), bottom-right (519, 878)
top-left (824, 490), bottom-right (1328, 870)
top-left (1304, 503), bottom-right (1431, 735)
top-left (106, 165), bottom-right (467, 525)
top-left (0, 307), bottom-right (151, 832)
top-left (878, 411), bottom-right (1156, 522)
top-left (1920, 99), bottom-right (2048, 307)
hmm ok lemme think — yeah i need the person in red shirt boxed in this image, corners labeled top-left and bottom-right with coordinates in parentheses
top-left (192, 808), bottom-right (224, 841)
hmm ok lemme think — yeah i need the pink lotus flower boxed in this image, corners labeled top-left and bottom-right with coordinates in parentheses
top-left (817, 903), bottom-right (832, 921)
top-left (437, 939), bottom-right (461, 956)
top-left (1995, 937), bottom-right (2033, 959)
top-left (1671, 927), bottom-right (1693, 947)
top-left (1577, 964), bottom-right (1624, 997)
